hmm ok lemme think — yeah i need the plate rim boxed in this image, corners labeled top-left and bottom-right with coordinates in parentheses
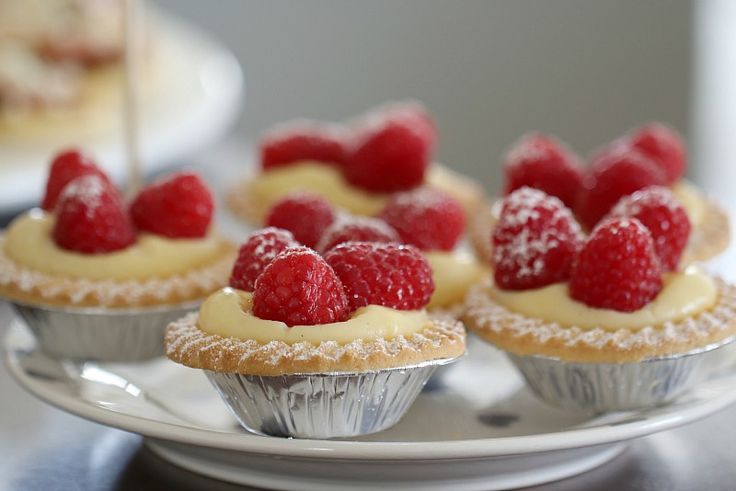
top-left (5, 322), bottom-right (736, 461)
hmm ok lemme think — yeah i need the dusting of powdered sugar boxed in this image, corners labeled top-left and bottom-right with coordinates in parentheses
top-left (0, 236), bottom-right (235, 307)
top-left (465, 278), bottom-right (736, 356)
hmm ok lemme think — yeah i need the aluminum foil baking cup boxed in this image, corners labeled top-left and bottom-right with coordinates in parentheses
top-left (12, 301), bottom-right (199, 362)
top-left (507, 336), bottom-right (736, 414)
top-left (205, 357), bottom-right (460, 439)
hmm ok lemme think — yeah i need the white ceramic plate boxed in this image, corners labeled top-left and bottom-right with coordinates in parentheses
top-left (0, 13), bottom-right (243, 213)
top-left (5, 319), bottom-right (736, 491)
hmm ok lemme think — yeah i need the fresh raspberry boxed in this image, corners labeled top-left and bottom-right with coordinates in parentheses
top-left (344, 102), bottom-right (435, 192)
top-left (575, 145), bottom-right (666, 230)
top-left (503, 133), bottom-right (583, 208)
top-left (259, 120), bottom-right (347, 170)
top-left (41, 149), bottom-right (111, 211)
top-left (229, 228), bottom-right (299, 291)
top-left (264, 192), bottom-right (337, 248)
top-left (607, 186), bottom-right (691, 271)
top-left (492, 187), bottom-right (583, 290)
top-left (629, 123), bottom-right (686, 185)
top-left (53, 175), bottom-right (136, 253)
top-left (324, 242), bottom-right (434, 312)
top-left (316, 216), bottom-right (400, 253)
top-left (378, 188), bottom-right (465, 251)
top-left (252, 248), bottom-right (349, 326)
top-left (570, 217), bottom-right (663, 312)
top-left (129, 172), bottom-right (214, 238)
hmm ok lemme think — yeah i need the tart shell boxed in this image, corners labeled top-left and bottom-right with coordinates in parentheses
top-left (463, 278), bottom-right (736, 363)
top-left (165, 313), bottom-right (466, 376)
top-left (0, 236), bottom-right (237, 308)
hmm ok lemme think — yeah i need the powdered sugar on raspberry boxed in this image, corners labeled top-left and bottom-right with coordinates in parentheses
top-left (493, 187), bottom-right (582, 289)
top-left (58, 174), bottom-right (109, 220)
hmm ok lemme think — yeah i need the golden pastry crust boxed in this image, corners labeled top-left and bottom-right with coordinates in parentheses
top-left (680, 196), bottom-right (730, 264)
top-left (226, 164), bottom-right (485, 225)
top-left (463, 278), bottom-right (736, 363)
top-left (165, 313), bottom-right (466, 375)
top-left (0, 236), bottom-right (237, 308)
top-left (469, 188), bottom-right (731, 267)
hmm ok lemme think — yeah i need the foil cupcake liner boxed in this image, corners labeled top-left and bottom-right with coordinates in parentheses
top-left (12, 301), bottom-right (199, 362)
top-left (205, 357), bottom-right (460, 439)
top-left (507, 336), bottom-right (736, 413)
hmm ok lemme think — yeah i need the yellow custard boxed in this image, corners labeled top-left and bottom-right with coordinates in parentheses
top-left (426, 250), bottom-right (487, 308)
top-left (671, 180), bottom-right (706, 227)
top-left (488, 269), bottom-right (717, 330)
top-left (249, 161), bottom-right (478, 217)
top-left (249, 161), bottom-right (388, 216)
top-left (198, 287), bottom-right (431, 344)
top-left (4, 209), bottom-right (228, 281)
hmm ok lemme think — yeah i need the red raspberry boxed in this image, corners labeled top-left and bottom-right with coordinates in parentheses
top-left (344, 102), bottom-right (435, 192)
top-left (503, 133), bottom-right (583, 208)
top-left (492, 187), bottom-right (583, 290)
top-left (378, 188), bottom-right (465, 251)
top-left (264, 192), bottom-right (337, 248)
top-left (252, 248), bottom-right (349, 326)
top-left (259, 120), bottom-right (347, 170)
top-left (324, 242), bottom-right (434, 312)
top-left (316, 216), bottom-right (400, 253)
top-left (130, 172), bottom-right (214, 238)
top-left (53, 175), bottom-right (136, 253)
top-left (575, 145), bottom-right (666, 230)
top-left (41, 149), bottom-right (111, 211)
top-left (570, 217), bottom-right (663, 312)
top-left (629, 123), bottom-right (686, 185)
top-left (229, 228), bottom-right (299, 291)
top-left (607, 186), bottom-right (691, 271)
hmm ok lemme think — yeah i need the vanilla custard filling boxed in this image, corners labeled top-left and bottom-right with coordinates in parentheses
top-left (198, 287), bottom-right (432, 344)
top-left (488, 269), bottom-right (717, 330)
top-left (4, 209), bottom-right (227, 280)
top-left (426, 250), bottom-right (487, 308)
top-left (250, 161), bottom-right (477, 216)
top-left (671, 180), bottom-right (706, 227)
top-left (250, 161), bottom-right (388, 216)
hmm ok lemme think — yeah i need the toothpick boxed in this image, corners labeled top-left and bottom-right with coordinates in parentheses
top-left (123, 0), bottom-right (142, 196)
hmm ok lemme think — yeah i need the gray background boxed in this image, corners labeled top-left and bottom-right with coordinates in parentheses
top-left (157, 0), bottom-right (692, 193)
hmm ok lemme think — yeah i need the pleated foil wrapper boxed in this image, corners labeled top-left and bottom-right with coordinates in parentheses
top-left (205, 357), bottom-right (460, 439)
top-left (508, 336), bottom-right (736, 414)
top-left (12, 301), bottom-right (199, 362)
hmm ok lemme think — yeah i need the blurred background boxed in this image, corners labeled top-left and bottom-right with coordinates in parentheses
top-left (3, 0), bottom-right (735, 216)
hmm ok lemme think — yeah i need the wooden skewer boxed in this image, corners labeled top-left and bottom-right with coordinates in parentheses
top-left (123, 0), bottom-right (142, 196)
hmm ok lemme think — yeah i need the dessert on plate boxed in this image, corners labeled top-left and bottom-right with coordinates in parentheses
top-left (165, 229), bottom-right (466, 438)
top-left (0, 149), bottom-right (235, 360)
top-left (471, 124), bottom-right (730, 268)
top-left (261, 188), bottom-right (487, 312)
top-left (227, 101), bottom-right (484, 224)
top-left (464, 187), bottom-right (736, 412)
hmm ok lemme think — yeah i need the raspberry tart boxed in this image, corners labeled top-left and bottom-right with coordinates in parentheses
top-left (262, 188), bottom-right (487, 312)
top-left (0, 150), bottom-right (236, 361)
top-left (165, 232), bottom-right (466, 438)
top-left (227, 101), bottom-right (484, 225)
top-left (464, 187), bottom-right (736, 412)
top-left (471, 125), bottom-right (730, 268)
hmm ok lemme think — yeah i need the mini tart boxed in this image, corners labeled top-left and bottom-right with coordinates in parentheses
top-left (464, 278), bottom-right (736, 363)
top-left (165, 313), bottom-right (466, 376)
top-left (470, 182), bottom-right (731, 267)
top-left (226, 162), bottom-right (485, 224)
top-left (0, 235), bottom-right (237, 308)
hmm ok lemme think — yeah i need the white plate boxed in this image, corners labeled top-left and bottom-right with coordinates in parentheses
top-left (0, 13), bottom-right (244, 213)
top-left (5, 320), bottom-right (736, 490)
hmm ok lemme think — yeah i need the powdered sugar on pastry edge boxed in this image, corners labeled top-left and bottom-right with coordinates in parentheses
top-left (0, 236), bottom-right (236, 308)
top-left (464, 278), bottom-right (736, 363)
top-left (165, 313), bottom-right (466, 375)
